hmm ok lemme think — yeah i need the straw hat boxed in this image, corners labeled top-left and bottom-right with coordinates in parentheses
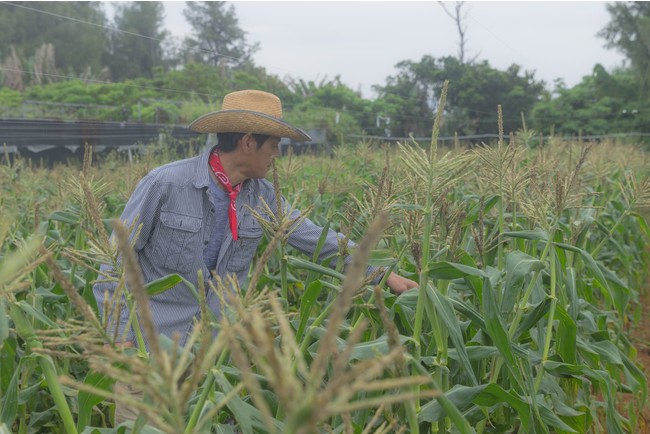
top-left (189, 90), bottom-right (311, 141)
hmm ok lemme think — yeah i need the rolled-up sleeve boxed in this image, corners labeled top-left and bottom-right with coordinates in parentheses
top-left (276, 194), bottom-right (385, 283)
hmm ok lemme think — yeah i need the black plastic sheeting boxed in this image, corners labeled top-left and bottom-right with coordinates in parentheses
top-left (0, 118), bottom-right (201, 152)
top-left (0, 118), bottom-right (327, 164)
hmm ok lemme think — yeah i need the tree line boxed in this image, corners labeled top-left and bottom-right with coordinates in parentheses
top-left (0, 1), bottom-right (648, 143)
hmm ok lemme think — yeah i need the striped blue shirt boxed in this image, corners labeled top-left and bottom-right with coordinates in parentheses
top-left (93, 146), bottom-right (382, 347)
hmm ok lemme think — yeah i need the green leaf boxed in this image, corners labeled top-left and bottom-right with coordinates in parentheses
top-left (481, 277), bottom-right (526, 391)
top-left (296, 280), bottom-right (323, 341)
top-left (630, 211), bottom-right (650, 237)
top-left (82, 277), bottom-right (100, 317)
top-left (503, 229), bottom-right (549, 242)
top-left (589, 340), bottom-right (624, 366)
top-left (456, 251), bottom-right (484, 299)
top-left (449, 298), bottom-right (486, 332)
top-left (212, 369), bottom-right (284, 434)
top-left (213, 370), bottom-right (254, 434)
top-left (428, 261), bottom-right (487, 281)
top-left (145, 273), bottom-right (183, 296)
top-left (287, 256), bottom-right (345, 281)
top-left (0, 300), bottom-right (8, 348)
top-left (420, 384), bottom-right (487, 423)
top-left (0, 338), bottom-right (16, 395)
top-left (621, 351), bottom-right (648, 405)
top-left (48, 210), bottom-right (80, 225)
top-left (463, 194), bottom-right (499, 226)
top-left (366, 248), bottom-right (398, 267)
top-left (421, 382), bottom-right (576, 432)
top-left (512, 297), bottom-right (552, 340)
top-left (554, 242), bottom-right (613, 305)
top-left (348, 335), bottom-right (410, 360)
top-left (311, 221), bottom-right (330, 263)
top-left (427, 393), bottom-right (475, 434)
top-left (502, 251), bottom-right (545, 314)
top-left (447, 346), bottom-right (499, 361)
top-left (17, 301), bottom-right (59, 329)
top-left (565, 267), bottom-right (579, 321)
top-left (307, 331), bottom-right (409, 361)
top-left (392, 289), bottom-right (418, 333)
top-left (77, 371), bottom-right (116, 431)
top-left (543, 360), bottom-right (626, 433)
top-left (0, 359), bottom-right (20, 426)
top-left (0, 236), bottom-right (42, 287)
top-left (555, 305), bottom-right (577, 365)
top-left (214, 425), bottom-right (237, 434)
top-left (425, 285), bottom-right (478, 386)
top-left (82, 425), bottom-right (164, 433)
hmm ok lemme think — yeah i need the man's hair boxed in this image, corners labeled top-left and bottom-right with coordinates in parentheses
top-left (216, 132), bottom-right (270, 153)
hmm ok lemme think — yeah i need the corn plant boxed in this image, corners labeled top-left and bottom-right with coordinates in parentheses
top-left (1, 110), bottom-right (649, 433)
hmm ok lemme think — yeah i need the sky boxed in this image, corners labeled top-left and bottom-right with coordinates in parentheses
top-left (160, 1), bottom-right (626, 99)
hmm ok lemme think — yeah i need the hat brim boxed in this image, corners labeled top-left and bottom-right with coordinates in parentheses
top-left (189, 110), bottom-right (312, 142)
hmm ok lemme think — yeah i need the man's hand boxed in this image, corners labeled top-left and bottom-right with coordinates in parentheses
top-left (386, 272), bottom-right (418, 294)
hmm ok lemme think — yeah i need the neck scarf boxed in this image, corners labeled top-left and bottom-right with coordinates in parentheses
top-left (208, 151), bottom-right (242, 240)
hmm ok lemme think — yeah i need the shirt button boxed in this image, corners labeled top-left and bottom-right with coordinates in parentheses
top-left (204, 240), bottom-right (209, 245)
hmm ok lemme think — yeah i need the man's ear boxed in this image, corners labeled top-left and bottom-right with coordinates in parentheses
top-left (240, 133), bottom-right (256, 153)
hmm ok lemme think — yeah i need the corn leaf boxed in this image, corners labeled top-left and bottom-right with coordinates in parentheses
top-left (0, 358), bottom-right (19, 427)
top-left (511, 297), bottom-right (552, 340)
top-left (145, 273), bottom-right (183, 296)
top-left (77, 371), bottom-right (116, 432)
top-left (503, 229), bottom-right (549, 242)
top-left (630, 211), bottom-right (650, 237)
top-left (555, 305), bottom-right (577, 365)
top-left (481, 277), bottom-right (526, 391)
top-left (287, 256), bottom-right (345, 281)
top-left (296, 280), bottom-right (323, 341)
top-left (502, 251), bottom-right (545, 315)
top-left (425, 284), bottom-right (477, 386)
top-left (213, 370), bottom-right (284, 434)
top-left (0, 300), bottom-right (8, 348)
top-left (554, 242), bottom-right (612, 303)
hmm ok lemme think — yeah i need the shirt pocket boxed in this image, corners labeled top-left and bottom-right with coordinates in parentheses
top-left (226, 217), bottom-right (263, 273)
top-left (155, 211), bottom-right (202, 273)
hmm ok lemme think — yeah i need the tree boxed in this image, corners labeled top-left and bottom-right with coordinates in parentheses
top-left (530, 65), bottom-right (648, 136)
top-left (599, 2), bottom-right (650, 96)
top-left (375, 55), bottom-right (545, 138)
top-left (438, 2), bottom-right (478, 64)
top-left (104, 2), bottom-right (169, 81)
top-left (0, 2), bottom-right (107, 83)
top-left (182, 2), bottom-right (258, 67)
top-left (373, 57), bottom-right (437, 138)
top-left (285, 78), bottom-right (373, 145)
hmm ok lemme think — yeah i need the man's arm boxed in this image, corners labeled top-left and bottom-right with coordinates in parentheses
top-left (273, 193), bottom-right (418, 294)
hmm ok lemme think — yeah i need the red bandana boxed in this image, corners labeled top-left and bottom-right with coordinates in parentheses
top-left (208, 151), bottom-right (242, 240)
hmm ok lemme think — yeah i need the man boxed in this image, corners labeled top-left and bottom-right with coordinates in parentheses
top-left (93, 89), bottom-right (417, 350)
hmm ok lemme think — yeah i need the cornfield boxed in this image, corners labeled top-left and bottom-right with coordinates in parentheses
top-left (1, 98), bottom-right (649, 433)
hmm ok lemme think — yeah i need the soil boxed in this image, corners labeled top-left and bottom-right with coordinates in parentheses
top-left (620, 286), bottom-right (650, 433)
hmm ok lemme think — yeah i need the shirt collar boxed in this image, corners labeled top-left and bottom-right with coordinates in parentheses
top-left (193, 145), bottom-right (252, 193)
top-left (192, 145), bottom-right (214, 189)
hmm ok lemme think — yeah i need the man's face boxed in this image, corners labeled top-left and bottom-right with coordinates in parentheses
top-left (249, 135), bottom-right (281, 178)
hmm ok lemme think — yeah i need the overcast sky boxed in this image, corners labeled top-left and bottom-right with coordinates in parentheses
top-left (161, 1), bottom-right (626, 99)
